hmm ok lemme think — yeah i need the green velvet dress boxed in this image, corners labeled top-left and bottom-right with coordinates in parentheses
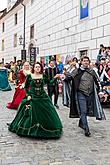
top-left (8, 74), bottom-right (62, 138)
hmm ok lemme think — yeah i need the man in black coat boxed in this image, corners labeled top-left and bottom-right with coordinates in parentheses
top-left (65, 56), bottom-right (106, 137)
top-left (45, 59), bottom-right (59, 109)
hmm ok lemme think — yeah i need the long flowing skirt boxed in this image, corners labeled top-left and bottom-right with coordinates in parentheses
top-left (0, 69), bottom-right (11, 91)
top-left (8, 94), bottom-right (62, 138)
top-left (7, 87), bottom-right (26, 110)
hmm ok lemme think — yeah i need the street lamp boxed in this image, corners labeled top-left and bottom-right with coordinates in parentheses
top-left (19, 2), bottom-right (26, 61)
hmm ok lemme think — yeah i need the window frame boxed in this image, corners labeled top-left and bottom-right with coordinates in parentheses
top-left (14, 33), bottom-right (17, 47)
top-left (1, 39), bottom-right (5, 51)
top-left (15, 13), bottom-right (18, 25)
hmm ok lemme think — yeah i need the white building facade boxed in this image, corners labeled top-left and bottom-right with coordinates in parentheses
top-left (0, 0), bottom-right (110, 63)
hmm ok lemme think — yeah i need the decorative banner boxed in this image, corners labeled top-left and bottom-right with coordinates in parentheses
top-left (45, 56), bottom-right (49, 65)
top-left (30, 47), bottom-right (36, 65)
top-left (36, 56), bottom-right (40, 62)
top-left (21, 50), bottom-right (26, 61)
top-left (60, 55), bottom-right (64, 63)
top-left (80, 0), bottom-right (89, 20)
top-left (65, 54), bottom-right (74, 64)
top-left (56, 54), bottom-right (60, 64)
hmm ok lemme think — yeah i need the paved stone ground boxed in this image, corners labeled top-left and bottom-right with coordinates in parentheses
top-left (0, 84), bottom-right (110, 165)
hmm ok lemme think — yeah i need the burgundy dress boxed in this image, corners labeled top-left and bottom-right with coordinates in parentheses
top-left (7, 70), bottom-right (26, 110)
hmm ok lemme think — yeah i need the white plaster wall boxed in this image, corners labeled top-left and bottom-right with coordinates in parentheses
top-left (0, 0), bottom-right (110, 62)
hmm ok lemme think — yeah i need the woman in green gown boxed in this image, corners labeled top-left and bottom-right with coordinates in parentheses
top-left (8, 62), bottom-right (62, 138)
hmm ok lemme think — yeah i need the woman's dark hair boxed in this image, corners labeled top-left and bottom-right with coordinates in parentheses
top-left (100, 44), bottom-right (104, 48)
top-left (72, 57), bottom-right (78, 63)
top-left (31, 62), bottom-right (43, 73)
top-left (99, 49), bottom-right (102, 55)
top-left (97, 64), bottom-right (104, 76)
top-left (49, 59), bottom-right (54, 64)
top-left (98, 64), bottom-right (104, 70)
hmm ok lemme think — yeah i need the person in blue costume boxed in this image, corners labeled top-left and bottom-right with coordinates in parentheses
top-left (0, 62), bottom-right (12, 91)
top-left (8, 62), bottom-right (62, 138)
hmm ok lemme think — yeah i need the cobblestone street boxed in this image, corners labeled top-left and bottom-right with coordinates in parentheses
top-left (0, 84), bottom-right (110, 165)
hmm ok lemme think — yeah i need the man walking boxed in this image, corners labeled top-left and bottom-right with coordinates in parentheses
top-left (65, 56), bottom-right (106, 136)
top-left (45, 59), bottom-right (59, 109)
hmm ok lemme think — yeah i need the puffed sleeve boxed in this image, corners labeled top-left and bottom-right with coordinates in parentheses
top-left (24, 74), bottom-right (31, 96)
top-left (43, 74), bottom-right (50, 84)
top-left (64, 72), bottom-right (73, 82)
top-left (19, 70), bottom-right (26, 84)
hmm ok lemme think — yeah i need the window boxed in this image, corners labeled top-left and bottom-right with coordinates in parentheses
top-left (80, 50), bottom-right (88, 57)
top-left (30, 24), bottom-right (34, 39)
top-left (36, 47), bottom-right (39, 54)
top-left (14, 56), bottom-right (16, 63)
top-left (8, 0), bottom-right (11, 3)
top-left (14, 33), bottom-right (17, 47)
top-left (15, 13), bottom-right (17, 25)
top-left (80, 0), bottom-right (89, 20)
top-left (2, 39), bottom-right (4, 51)
top-left (2, 23), bottom-right (5, 32)
top-left (2, 58), bottom-right (4, 64)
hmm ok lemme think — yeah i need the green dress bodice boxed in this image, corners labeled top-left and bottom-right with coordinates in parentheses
top-left (24, 74), bottom-right (49, 98)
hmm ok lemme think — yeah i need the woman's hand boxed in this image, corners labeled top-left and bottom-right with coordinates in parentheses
top-left (19, 85), bottom-right (23, 89)
top-left (54, 74), bottom-right (60, 79)
top-left (60, 74), bottom-right (65, 79)
top-left (27, 96), bottom-right (31, 101)
top-left (15, 85), bottom-right (19, 89)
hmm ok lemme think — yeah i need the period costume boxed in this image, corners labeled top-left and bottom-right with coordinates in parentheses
top-left (8, 65), bottom-right (16, 83)
top-left (65, 67), bottom-right (106, 136)
top-left (8, 74), bottom-right (62, 138)
top-left (15, 63), bottom-right (23, 84)
top-left (0, 68), bottom-right (12, 91)
top-left (69, 67), bottom-right (106, 119)
top-left (57, 62), bottom-right (64, 74)
top-left (7, 69), bottom-right (30, 110)
top-left (62, 64), bottom-right (76, 107)
top-left (45, 65), bottom-right (59, 108)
